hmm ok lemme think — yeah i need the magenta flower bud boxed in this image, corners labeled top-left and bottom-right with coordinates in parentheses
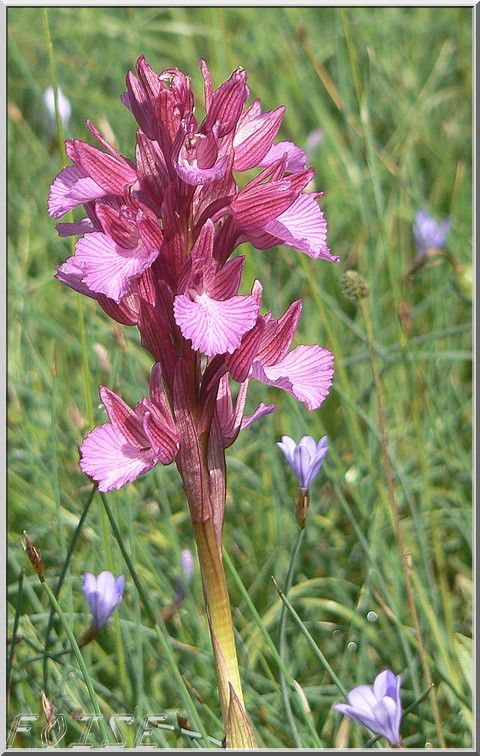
top-left (334, 670), bottom-right (402, 746)
top-left (181, 548), bottom-right (194, 581)
top-left (82, 571), bottom-right (124, 629)
top-left (413, 209), bottom-right (450, 256)
top-left (277, 435), bottom-right (328, 490)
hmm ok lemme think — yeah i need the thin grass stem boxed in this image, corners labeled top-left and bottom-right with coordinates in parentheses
top-left (277, 527), bottom-right (305, 747)
top-left (272, 576), bottom-right (348, 699)
top-left (358, 296), bottom-right (446, 748)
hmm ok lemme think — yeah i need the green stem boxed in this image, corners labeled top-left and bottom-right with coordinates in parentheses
top-left (42, 9), bottom-right (67, 165)
top-left (194, 520), bottom-right (256, 747)
top-left (41, 580), bottom-right (110, 746)
top-left (277, 527), bottom-right (305, 747)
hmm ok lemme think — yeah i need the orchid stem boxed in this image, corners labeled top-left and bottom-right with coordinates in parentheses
top-left (193, 520), bottom-right (257, 747)
top-left (358, 297), bottom-right (446, 748)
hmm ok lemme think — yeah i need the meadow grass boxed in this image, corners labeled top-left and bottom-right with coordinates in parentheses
top-left (7, 6), bottom-right (472, 748)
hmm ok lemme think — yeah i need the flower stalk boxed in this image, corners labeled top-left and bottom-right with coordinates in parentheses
top-left (193, 520), bottom-right (256, 747)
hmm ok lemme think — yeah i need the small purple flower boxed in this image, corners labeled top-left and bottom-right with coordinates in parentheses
top-left (413, 209), bottom-right (450, 256)
top-left (181, 548), bottom-right (194, 582)
top-left (334, 669), bottom-right (402, 746)
top-left (82, 571), bottom-right (124, 629)
top-left (277, 435), bottom-right (328, 490)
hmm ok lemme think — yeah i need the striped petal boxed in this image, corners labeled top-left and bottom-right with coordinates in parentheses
top-left (48, 166), bottom-right (105, 218)
top-left (74, 232), bottom-right (159, 302)
top-left (173, 292), bottom-right (259, 356)
top-left (80, 422), bottom-right (155, 492)
top-left (252, 345), bottom-right (334, 410)
top-left (265, 193), bottom-right (339, 262)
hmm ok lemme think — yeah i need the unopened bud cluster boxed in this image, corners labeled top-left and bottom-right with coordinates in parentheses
top-left (341, 270), bottom-right (369, 301)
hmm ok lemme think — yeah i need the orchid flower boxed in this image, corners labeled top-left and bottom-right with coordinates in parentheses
top-left (49, 57), bottom-right (338, 747)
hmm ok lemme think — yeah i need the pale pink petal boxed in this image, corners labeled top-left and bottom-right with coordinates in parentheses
top-left (175, 151), bottom-right (230, 186)
top-left (55, 256), bottom-right (96, 298)
top-left (259, 141), bottom-right (308, 173)
top-left (74, 232), bottom-right (159, 302)
top-left (252, 345), bottom-right (334, 410)
top-left (68, 139), bottom-right (137, 194)
top-left (79, 422), bottom-right (155, 492)
top-left (265, 194), bottom-right (339, 262)
top-left (241, 402), bottom-right (276, 429)
top-left (173, 293), bottom-right (259, 356)
top-left (48, 166), bottom-right (105, 218)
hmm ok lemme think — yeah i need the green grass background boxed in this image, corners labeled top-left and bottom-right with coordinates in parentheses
top-left (7, 6), bottom-right (472, 749)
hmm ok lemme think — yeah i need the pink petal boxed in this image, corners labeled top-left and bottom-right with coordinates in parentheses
top-left (199, 59), bottom-right (213, 111)
top-left (80, 422), bottom-right (155, 492)
top-left (74, 232), bottom-right (159, 302)
top-left (142, 410), bottom-right (178, 465)
top-left (206, 257), bottom-right (244, 300)
top-left (265, 194), bottom-right (339, 262)
top-left (173, 292), bottom-right (259, 356)
top-left (204, 67), bottom-right (249, 138)
top-left (48, 166), bottom-right (105, 218)
top-left (56, 257), bottom-right (139, 325)
top-left (55, 256), bottom-right (96, 298)
top-left (252, 345), bottom-right (334, 410)
top-left (126, 71), bottom-right (156, 138)
top-left (68, 139), bottom-right (137, 194)
top-left (99, 386), bottom-right (148, 448)
top-left (174, 148), bottom-right (230, 186)
top-left (226, 316), bottom-right (265, 382)
top-left (256, 300), bottom-right (302, 366)
top-left (136, 130), bottom-right (170, 208)
top-left (231, 180), bottom-right (296, 229)
top-left (96, 204), bottom-right (139, 248)
top-left (241, 402), bottom-right (276, 429)
top-left (260, 141), bottom-right (308, 173)
top-left (233, 103), bottom-right (285, 171)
